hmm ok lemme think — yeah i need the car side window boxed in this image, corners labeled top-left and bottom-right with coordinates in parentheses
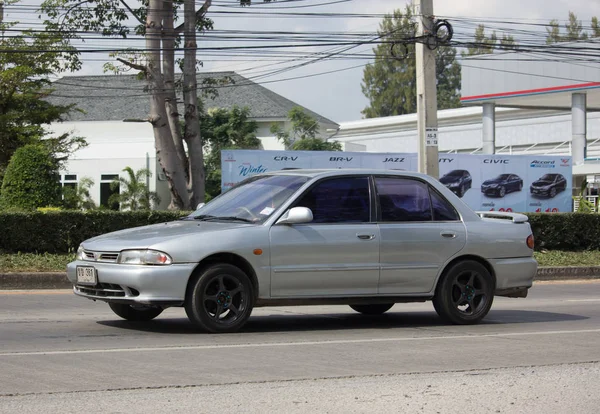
top-left (430, 188), bottom-right (460, 221)
top-left (375, 177), bottom-right (432, 222)
top-left (295, 177), bottom-right (370, 223)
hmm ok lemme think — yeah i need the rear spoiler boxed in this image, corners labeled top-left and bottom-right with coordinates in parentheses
top-left (476, 211), bottom-right (529, 223)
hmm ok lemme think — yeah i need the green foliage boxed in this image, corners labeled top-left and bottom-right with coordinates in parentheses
top-left (0, 1), bottom-right (84, 178)
top-left (62, 177), bottom-right (96, 210)
top-left (0, 145), bottom-right (61, 210)
top-left (546, 11), bottom-right (599, 44)
top-left (108, 167), bottom-right (160, 211)
top-left (572, 179), bottom-right (595, 213)
top-left (526, 213), bottom-right (600, 251)
top-left (462, 25), bottom-right (517, 56)
top-left (200, 106), bottom-right (260, 200)
top-left (270, 107), bottom-right (342, 151)
top-left (0, 210), bottom-right (190, 253)
top-left (361, 6), bottom-right (462, 118)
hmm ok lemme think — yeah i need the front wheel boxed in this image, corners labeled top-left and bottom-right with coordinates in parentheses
top-left (432, 260), bottom-right (495, 325)
top-left (185, 263), bottom-right (254, 333)
top-left (498, 186), bottom-right (506, 197)
top-left (350, 303), bottom-right (394, 315)
top-left (108, 303), bottom-right (163, 321)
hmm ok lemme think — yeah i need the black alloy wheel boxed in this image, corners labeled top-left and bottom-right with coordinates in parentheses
top-left (185, 264), bottom-right (254, 333)
top-left (498, 186), bottom-right (506, 197)
top-left (518, 182), bottom-right (523, 191)
top-left (349, 303), bottom-right (394, 315)
top-left (432, 260), bottom-right (495, 325)
top-left (108, 303), bottom-right (164, 321)
top-left (550, 187), bottom-right (557, 198)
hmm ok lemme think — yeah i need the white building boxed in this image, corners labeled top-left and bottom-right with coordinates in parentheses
top-left (48, 72), bottom-right (338, 209)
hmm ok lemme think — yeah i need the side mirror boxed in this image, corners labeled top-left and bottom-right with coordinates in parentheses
top-left (276, 207), bottom-right (313, 225)
top-left (196, 203), bottom-right (205, 210)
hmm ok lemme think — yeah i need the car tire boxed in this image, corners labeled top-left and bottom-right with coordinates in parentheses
top-left (185, 263), bottom-right (254, 333)
top-left (349, 303), bottom-right (394, 315)
top-left (498, 186), bottom-right (506, 197)
top-left (108, 303), bottom-right (163, 321)
top-left (457, 185), bottom-right (465, 198)
top-left (550, 187), bottom-right (557, 198)
top-left (432, 260), bottom-right (495, 325)
top-left (518, 182), bottom-right (523, 191)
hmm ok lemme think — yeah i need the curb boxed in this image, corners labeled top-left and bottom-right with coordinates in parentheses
top-left (1, 267), bottom-right (600, 290)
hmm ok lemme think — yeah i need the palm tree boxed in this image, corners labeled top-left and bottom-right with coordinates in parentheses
top-left (109, 167), bottom-right (161, 211)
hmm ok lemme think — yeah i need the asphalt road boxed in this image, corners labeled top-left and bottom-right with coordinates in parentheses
top-left (1, 281), bottom-right (600, 413)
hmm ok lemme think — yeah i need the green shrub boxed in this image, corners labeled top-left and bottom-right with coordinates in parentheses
top-left (526, 213), bottom-right (600, 251)
top-left (0, 210), bottom-right (599, 254)
top-left (0, 145), bottom-right (61, 210)
top-left (0, 210), bottom-right (190, 253)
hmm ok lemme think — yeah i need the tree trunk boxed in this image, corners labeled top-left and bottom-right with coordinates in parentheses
top-left (162, 0), bottom-right (188, 179)
top-left (147, 0), bottom-right (189, 209)
top-left (183, 0), bottom-right (205, 207)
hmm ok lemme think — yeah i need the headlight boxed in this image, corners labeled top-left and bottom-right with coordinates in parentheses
top-left (76, 245), bottom-right (85, 260)
top-left (449, 182), bottom-right (459, 187)
top-left (118, 249), bottom-right (173, 265)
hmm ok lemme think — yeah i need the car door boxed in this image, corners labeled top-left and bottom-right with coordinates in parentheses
top-left (269, 176), bottom-right (380, 297)
top-left (375, 176), bottom-right (466, 294)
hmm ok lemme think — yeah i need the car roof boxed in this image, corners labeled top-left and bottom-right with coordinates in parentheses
top-left (262, 168), bottom-right (433, 180)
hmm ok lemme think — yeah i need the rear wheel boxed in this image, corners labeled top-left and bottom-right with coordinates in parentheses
top-left (108, 303), bottom-right (163, 321)
top-left (432, 260), bottom-right (494, 325)
top-left (185, 263), bottom-right (254, 333)
top-left (350, 303), bottom-right (394, 315)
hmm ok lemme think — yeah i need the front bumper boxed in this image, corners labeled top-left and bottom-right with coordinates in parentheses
top-left (489, 256), bottom-right (537, 293)
top-left (530, 187), bottom-right (551, 196)
top-left (67, 260), bottom-right (198, 305)
top-left (481, 186), bottom-right (500, 195)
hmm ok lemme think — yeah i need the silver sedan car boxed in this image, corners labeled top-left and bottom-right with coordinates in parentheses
top-left (67, 169), bottom-right (537, 333)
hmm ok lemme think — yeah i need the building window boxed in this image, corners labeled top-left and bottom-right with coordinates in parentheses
top-left (100, 174), bottom-right (120, 210)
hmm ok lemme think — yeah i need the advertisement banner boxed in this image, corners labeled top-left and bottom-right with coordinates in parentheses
top-left (221, 150), bottom-right (572, 212)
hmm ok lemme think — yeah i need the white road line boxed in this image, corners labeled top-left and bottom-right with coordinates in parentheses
top-left (566, 299), bottom-right (600, 302)
top-left (1, 328), bottom-right (600, 357)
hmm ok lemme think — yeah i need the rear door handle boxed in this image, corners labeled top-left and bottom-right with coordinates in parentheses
top-left (357, 234), bottom-right (375, 240)
top-left (440, 231), bottom-right (457, 239)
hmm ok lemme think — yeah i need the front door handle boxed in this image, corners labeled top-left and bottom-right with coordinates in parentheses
top-left (441, 231), bottom-right (457, 239)
top-left (357, 234), bottom-right (375, 240)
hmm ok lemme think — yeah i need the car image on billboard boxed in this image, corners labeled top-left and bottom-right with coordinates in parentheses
top-left (439, 169), bottom-right (472, 198)
top-left (530, 173), bottom-right (568, 198)
top-left (481, 174), bottom-right (524, 198)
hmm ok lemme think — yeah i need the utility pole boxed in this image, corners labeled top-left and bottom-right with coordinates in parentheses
top-left (415, 0), bottom-right (439, 178)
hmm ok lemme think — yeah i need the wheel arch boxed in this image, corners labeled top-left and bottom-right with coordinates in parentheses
top-left (186, 252), bottom-right (259, 300)
top-left (435, 255), bottom-right (497, 293)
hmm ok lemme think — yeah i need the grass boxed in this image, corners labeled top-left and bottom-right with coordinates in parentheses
top-left (0, 250), bottom-right (598, 273)
top-left (0, 252), bottom-right (75, 273)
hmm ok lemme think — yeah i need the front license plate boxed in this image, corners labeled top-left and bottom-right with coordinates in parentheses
top-left (76, 266), bottom-right (97, 285)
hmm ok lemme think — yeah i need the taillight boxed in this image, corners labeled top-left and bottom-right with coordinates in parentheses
top-left (526, 234), bottom-right (535, 250)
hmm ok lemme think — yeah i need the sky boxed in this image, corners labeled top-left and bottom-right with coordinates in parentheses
top-left (5, 0), bottom-right (600, 123)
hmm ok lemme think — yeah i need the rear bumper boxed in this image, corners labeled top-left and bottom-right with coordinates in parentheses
top-left (490, 256), bottom-right (537, 293)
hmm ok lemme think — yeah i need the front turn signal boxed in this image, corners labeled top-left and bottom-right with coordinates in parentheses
top-left (526, 234), bottom-right (535, 250)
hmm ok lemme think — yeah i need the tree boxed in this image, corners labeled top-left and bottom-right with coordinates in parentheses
top-left (62, 177), bottom-right (96, 210)
top-left (546, 11), bottom-right (598, 44)
top-left (462, 25), bottom-right (517, 56)
top-left (42, 0), bottom-right (272, 210)
top-left (109, 167), bottom-right (160, 211)
top-left (0, 145), bottom-right (62, 210)
top-left (361, 6), bottom-right (462, 118)
top-left (201, 105), bottom-right (260, 200)
top-left (0, 0), bottom-right (85, 181)
top-left (270, 107), bottom-right (342, 151)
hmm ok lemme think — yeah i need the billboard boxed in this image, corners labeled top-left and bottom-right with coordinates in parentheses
top-left (221, 150), bottom-right (572, 213)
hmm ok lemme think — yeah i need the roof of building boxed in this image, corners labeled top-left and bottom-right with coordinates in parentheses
top-left (47, 72), bottom-right (337, 125)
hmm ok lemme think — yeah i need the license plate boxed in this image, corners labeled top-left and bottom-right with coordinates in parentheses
top-left (76, 266), bottom-right (97, 285)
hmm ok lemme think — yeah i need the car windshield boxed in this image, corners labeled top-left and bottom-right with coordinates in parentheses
top-left (540, 174), bottom-right (557, 181)
top-left (186, 174), bottom-right (309, 223)
top-left (497, 174), bottom-right (510, 180)
top-left (446, 171), bottom-right (464, 177)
